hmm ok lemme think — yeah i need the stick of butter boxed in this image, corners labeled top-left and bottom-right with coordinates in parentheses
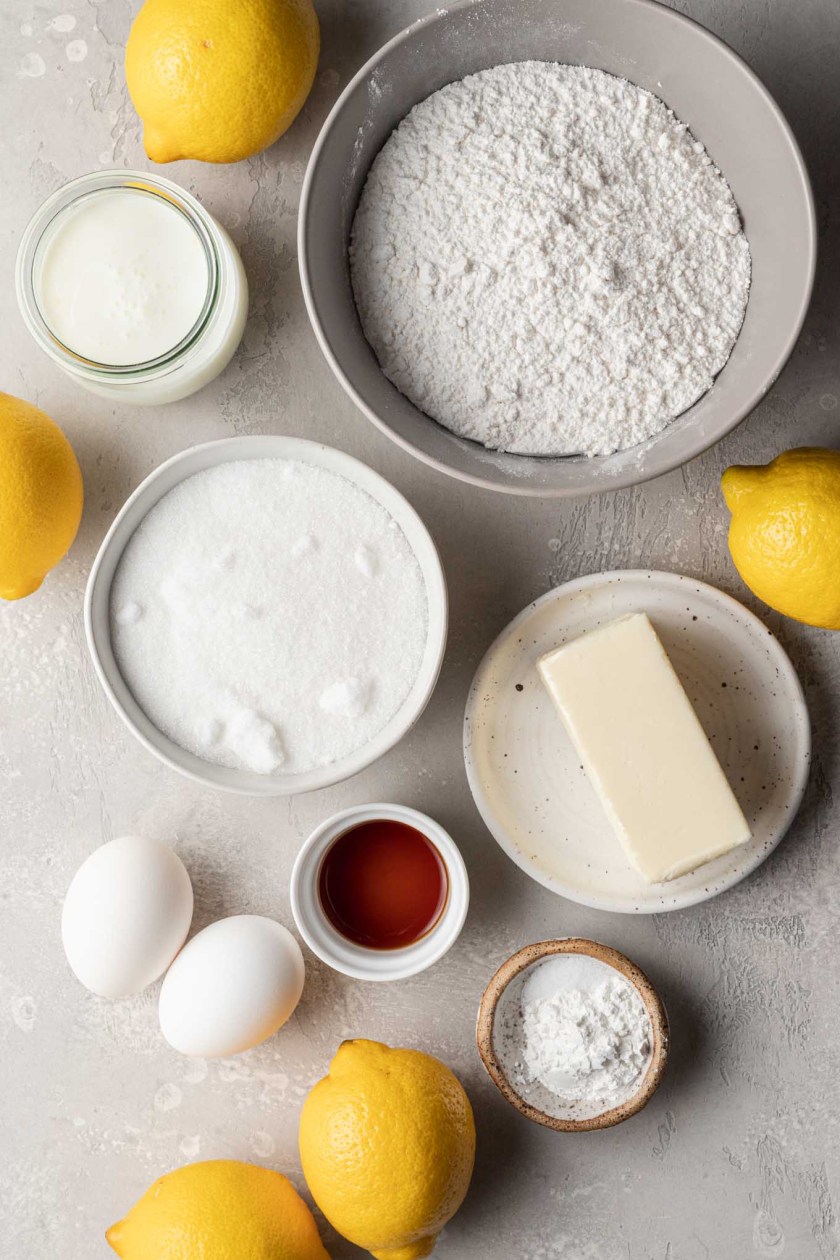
top-left (537, 612), bottom-right (751, 883)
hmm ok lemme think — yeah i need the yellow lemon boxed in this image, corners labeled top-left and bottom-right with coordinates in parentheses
top-left (0, 392), bottom-right (83, 601)
top-left (722, 447), bottom-right (840, 629)
top-left (126, 0), bottom-right (320, 164)
top-left (106, 1160), bottom-right (330, 1260)
top-left (299, 1040), bottom-right (476, 1260)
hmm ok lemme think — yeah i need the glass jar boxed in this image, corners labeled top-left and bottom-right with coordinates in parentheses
top-left (15, 170), bottom-right (249, 405)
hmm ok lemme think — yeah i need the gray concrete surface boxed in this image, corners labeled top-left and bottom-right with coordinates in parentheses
top-left (2, 1), bottom-right (839, 1257)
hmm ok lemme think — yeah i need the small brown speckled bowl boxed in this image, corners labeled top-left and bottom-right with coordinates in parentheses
top-left (476, 938), bottom-right (669, 1132)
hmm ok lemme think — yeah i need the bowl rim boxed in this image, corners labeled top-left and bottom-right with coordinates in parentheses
top-left (476, 937), bottom-right (669, 1131)
top-left (290, 802), bottom-right (470, 980)
top-left (298, 0), bottom-right (817, 498)
top-left (83, 436), bottom-right (448, 796)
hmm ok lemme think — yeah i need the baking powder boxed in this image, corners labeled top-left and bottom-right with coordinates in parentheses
top-left (351, 62), bottom-right (751, 457)
top-left (516, 954), bottom-right (653, 1110)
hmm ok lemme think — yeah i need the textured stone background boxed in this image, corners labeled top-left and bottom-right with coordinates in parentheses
top-left (2, 1), bottom-right (839, 1257)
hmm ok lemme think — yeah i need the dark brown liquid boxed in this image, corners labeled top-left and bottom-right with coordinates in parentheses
top-left (318, 819), bottom-right (449, 950)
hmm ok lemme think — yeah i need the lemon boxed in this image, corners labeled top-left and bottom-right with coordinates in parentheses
top-left (0, 392), bottom-right (83, 601)
top-left (722, 447), bottom-right (840, 629)
top-left (126, 0), bottom-right (320, 164)
top-left (106, 1160), bottom-right (330, 1260)
top-left (299, 1040), bottom-right (476, 1260)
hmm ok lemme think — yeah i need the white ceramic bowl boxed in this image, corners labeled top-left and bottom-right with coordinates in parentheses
top-left (84, 437), bottom-right (448, 795)
top-left (290, 803), bottom-right (469, 980)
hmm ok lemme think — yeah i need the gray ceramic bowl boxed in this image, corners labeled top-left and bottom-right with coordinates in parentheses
top-left (299, 0), bottom-right (816, 497)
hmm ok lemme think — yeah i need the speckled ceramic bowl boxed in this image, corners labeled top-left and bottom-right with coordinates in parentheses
top-left (299, 0), bottom-right (815, 497)
top-left (476, 939), bottom-right (669, 1131)
top-left (464, 570), bottom-right (811, 913)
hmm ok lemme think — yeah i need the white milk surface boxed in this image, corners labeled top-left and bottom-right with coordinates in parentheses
top-left (36, 187), bottom-right (209, 365)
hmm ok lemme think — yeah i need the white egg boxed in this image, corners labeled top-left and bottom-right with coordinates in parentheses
top-left (61, 835), bottom-right (193, 998)
top-left (158, 915), bottom-right (305, 1058)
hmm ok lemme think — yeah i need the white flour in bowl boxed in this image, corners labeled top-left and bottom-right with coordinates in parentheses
top-left (109, 459), bottom-right (428, 775)
top-left (351, 62), bottom-right (751, 457)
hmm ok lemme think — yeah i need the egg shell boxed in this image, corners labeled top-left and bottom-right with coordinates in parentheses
top-left (158, 915), bottom-right (305, 1058)
top-left (61, 835), bottom-right (193, 999)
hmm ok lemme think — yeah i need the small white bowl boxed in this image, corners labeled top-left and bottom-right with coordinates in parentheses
top-left (290, 803), bottom-right (469, 981)
top-left (84, 437), bottom-right (448, 796)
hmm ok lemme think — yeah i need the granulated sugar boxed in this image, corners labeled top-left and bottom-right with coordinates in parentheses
top-left (110, 459), bottom-right (428, 775)
top-left (351, 62), bottom-right (751, 457)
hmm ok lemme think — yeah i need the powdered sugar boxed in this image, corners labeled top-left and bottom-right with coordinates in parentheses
top-left (110, 459), bottom-right (428, 775)
top-left (351, 62), bottom-right (751, 457)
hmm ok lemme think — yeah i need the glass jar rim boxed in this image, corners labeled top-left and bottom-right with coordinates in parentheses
top-left (15, 169), bottom-right (221, 380)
